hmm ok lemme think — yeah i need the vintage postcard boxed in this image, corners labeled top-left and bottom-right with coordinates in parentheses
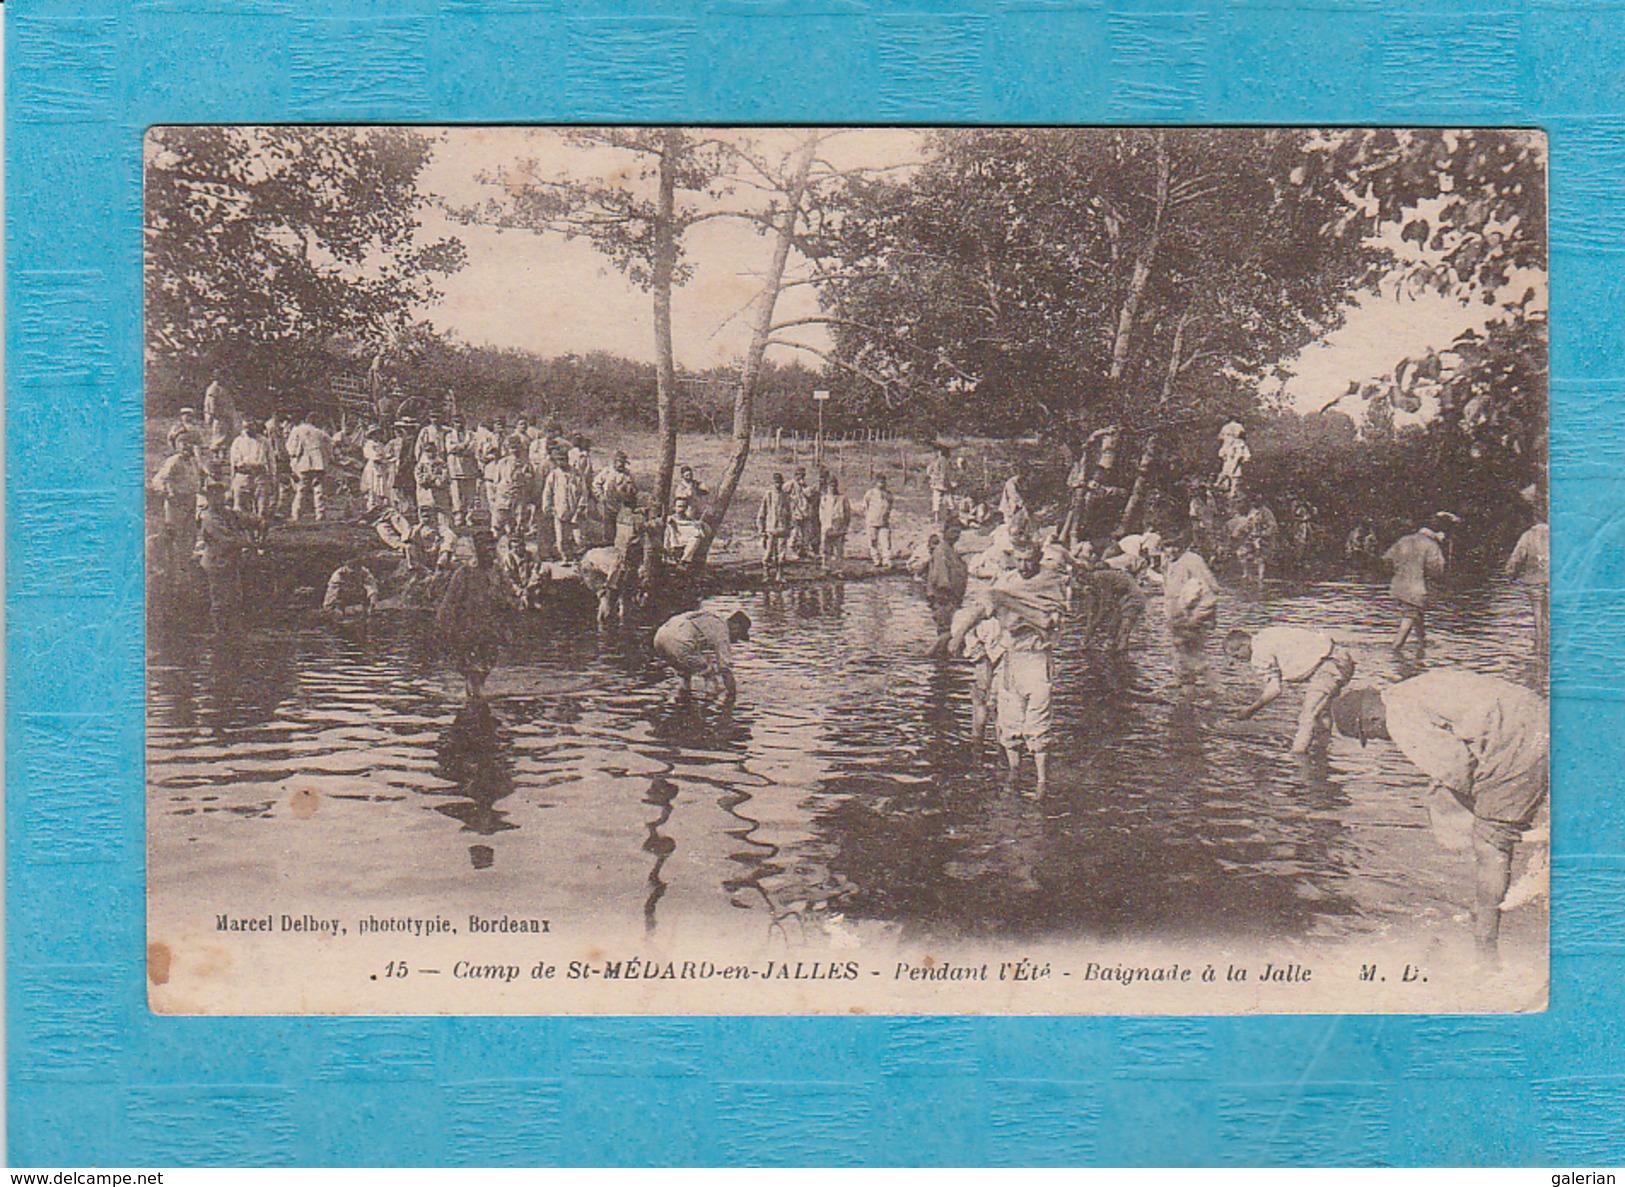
top-left (145, 125), bottom-right (1549, 1014)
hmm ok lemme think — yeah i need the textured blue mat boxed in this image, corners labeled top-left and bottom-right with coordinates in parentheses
top-left (7, 0), bottom-right (1624, 1166)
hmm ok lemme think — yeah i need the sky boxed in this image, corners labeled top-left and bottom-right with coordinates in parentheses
top-left (413, 127), bottom-right (1547, 418)
top-left (416, 127), bottom-right (923, 371)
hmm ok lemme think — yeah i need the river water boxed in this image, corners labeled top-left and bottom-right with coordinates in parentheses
top-left (148, 571), bottom-right (1548, 968)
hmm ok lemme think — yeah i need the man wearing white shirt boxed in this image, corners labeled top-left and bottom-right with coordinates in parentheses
top-left (227, 421), bottom-right (272, 520)
top-left (284, 411), bottom-right (332, 524)
top-left (1331, 670), bottom-right (1547, 956)
top-left (444, 418), bottom-right (478, 527)
top-left (1224, 625), bottom-right (1355, 753)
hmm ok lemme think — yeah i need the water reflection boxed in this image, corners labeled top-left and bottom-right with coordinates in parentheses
top-left (149, 572), bottom-right (1545, 946)
top-left (431, 700), bottom-right (518, 861)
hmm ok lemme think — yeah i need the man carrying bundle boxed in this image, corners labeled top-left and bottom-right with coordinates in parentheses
top-left (988, 541), bottom-right (1067, 793)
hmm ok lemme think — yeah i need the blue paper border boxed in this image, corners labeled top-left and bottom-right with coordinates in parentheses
top-left (8, 0), bottom-right (1624, 1167)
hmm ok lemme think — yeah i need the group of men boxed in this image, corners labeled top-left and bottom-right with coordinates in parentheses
top-left (702, 470), bottom-right (1553, 957)
top-left (754, 465), bottom-right (897, 581)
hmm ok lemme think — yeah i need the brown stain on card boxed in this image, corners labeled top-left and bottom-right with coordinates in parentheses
top-left (290, 788), bottom-right (320, 819)
top-left (147, 942), bottom-right (172, 985)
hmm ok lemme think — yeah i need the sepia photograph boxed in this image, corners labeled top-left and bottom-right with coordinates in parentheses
top-left (144, 125), bottom-right (1549, 1014)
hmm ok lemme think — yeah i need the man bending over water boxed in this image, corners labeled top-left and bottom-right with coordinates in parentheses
top-left (1224, 626), bottom-right (1355, 754)
top-left (1330, 670), bottom-right (1548, 959)
top-left (653, 609), bottom-right (751, 704)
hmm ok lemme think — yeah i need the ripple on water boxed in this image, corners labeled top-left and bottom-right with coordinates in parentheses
top-left (148, 572), bottom-right (1547, 946)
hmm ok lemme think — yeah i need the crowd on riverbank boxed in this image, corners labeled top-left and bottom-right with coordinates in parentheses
top-left (146, 385), bottom-right (1552, 960)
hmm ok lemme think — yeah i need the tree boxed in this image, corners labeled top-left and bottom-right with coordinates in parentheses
top-left (460, 128), bottom-right (883, 572)
top-left (693, 132), bottom-right (823, 564)
top-left (144, 126), bottom-right (464, 409)
top-left (453, 128), bottom-right (736, 552)
top-left (1310, 130), bottom-right (1548, 495)
top-left (818, 128), bottom-right (1382, 535)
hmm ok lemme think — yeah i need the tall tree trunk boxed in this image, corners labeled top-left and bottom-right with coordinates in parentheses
top-left (642, 129), bottom-right (682, 588)
top-left (1111, 305), bottom-right (1189, 533)
top-left (1085, 132), bottom-right (1170, 536)
top-left (1116, 433), bottom-right (1158, 535)
top-left (1104, 131), bottom-right (1169, 398)
top-left (691, 134), bottom-right (820, 567)
top-left (1116, 307), bottom-right (1188, 535)
top-left (1079, 426), bottom-right (1120, 536)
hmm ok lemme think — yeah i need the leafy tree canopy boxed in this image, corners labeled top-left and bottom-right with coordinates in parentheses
top-left (145, 125), bottom-right (465, 408)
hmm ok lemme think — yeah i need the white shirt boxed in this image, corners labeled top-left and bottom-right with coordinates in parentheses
top-left (285, 422), bottom-right (330, 473)
top-left (1249, 627), bottom-right (1334, 683)
top-left (229, 433), bottom-right (269, 471)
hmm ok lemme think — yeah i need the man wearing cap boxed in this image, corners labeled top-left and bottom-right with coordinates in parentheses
top-left (1331, 670), bottom-right (1548, 957)
top-left (414, 435), bottom-right (453, 518)
top-left (168, 407), bottom-right (203, 457)
top-left (541, 443), bottom-right (586, 560)
top-left (1383, 517), bottom-right (1448, 651)
top-left (444, 418), bottom-right (476, 524)
top-left (378, 502), bottom-right (458, 574)
top-left (285, 410), bottom-right (332, 524)
top-left (1225, 625), bottom-right (1356, 754)
top-left (757, 472), bottom-right (793, 582)
top-left (861, 474), bottom-right (894, 570)
top-left (595, 451), bottom-right (638, 540)
top-left (788, 467), bottom-right (819, 560)
top-left (818, 475), bottom-right (851, 569)
top-left (415, 412), bottom-right (446, 468)
top-left (489, 435), bottom-right (533, 540)
top-left (150, 436), bottom-right (202, 562)
top-left (653, 608), bottom-right (751, 703)
top-left (674, 464), bottom-right (705, 512)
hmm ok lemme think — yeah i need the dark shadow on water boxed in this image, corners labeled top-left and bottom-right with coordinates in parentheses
top-left (641, 775), bottom-right (678, 935)
top-left (430, 699), bottom-right (518, 863)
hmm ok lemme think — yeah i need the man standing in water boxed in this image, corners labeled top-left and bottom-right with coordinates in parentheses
top-left (435, 530), bottom-right (517, 701)
top-left (1330, 671), bottom-right (1548, 959)
top-left (653, 609), bottom-right (751, 703)
top-left (1384, 514), bottom-right (1448, 651)
top-left (988, 541), bottom-right (1066, 792)
top-left (1224, 625), bottom-right (1356, 754)
top-left (1160, 536), bottom-right (1220, 689)
top-left (922, 518), bottom-right (970, 655)
top-left (196, 481), bottom-right (250, 631)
